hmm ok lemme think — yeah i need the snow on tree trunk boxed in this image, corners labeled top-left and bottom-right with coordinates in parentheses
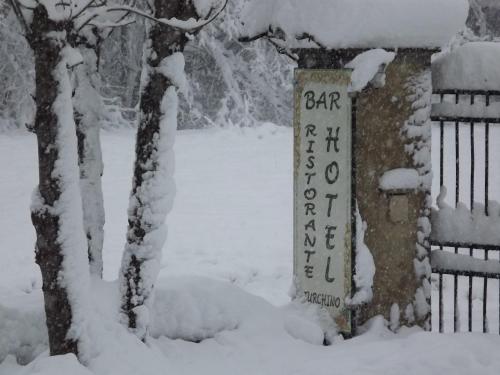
top-left (73, 48), bottom-right (105, 278)
top-left (119, 0), bottom-right (195, 339)
top-left (29, 5), bottom-right (90, 358)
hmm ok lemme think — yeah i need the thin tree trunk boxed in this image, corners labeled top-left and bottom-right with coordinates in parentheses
top-left (119, 0), bottom-right (197, 339)
top-left (74, 48), bottom-right (106, 278)
top-left (123, 25), bottom-right (143, 109)
top-left (29, 5), bottom-right (90, 358)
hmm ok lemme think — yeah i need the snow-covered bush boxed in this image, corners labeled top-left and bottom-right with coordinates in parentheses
top-left (0, 9), bottom-right (34, 130)
top-left (179, 1), bottom-right (294, 128)
top-left (467, 0), bottom-right (500, 36)
top-left (98, 0), bottom-right (294, 129)
top-left (0, 1), bottom-right (293, 131)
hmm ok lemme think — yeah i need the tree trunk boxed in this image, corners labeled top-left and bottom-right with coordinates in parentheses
top-left (74, 48), bottom-right (106, 278)
top-left (29, 5), bottom-right (90, 358)
top-left (119, 0), bottom-right (197, 339)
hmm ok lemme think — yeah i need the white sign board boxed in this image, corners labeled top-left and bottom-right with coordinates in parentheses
top-left (293, 69), bottom-right (353, 333)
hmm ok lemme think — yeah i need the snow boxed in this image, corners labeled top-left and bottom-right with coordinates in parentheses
top-left (157, 53), bottom-right (188, 95)
top-left (433, 42), bottom-right (500, 90)
top-left (345, 49), bottom-right (395, 92)
top-left (2, 126), bottom-right (500, 374)
top-left (414, 256), bottom-right (432, 280)
top-left (402, 72), bottom-right (433, 190)
top-left (24, 1), bottom-right (225, 38)
top-left (404, 304), bottom-right (415, 324)
top-left (431, 187), bottom-right (500, 246)
top-left (0, 125), bottom-right (293, 308)
top-left (15, 354), bottom-right (94, 375)
top-left (432, 101), bottom-right (500, 119)
top-left (73, 48), bottom-right (105, 277)
top-left (346, 207), bottom-right (375, 306)
top-left (414, 287), bottom-right (431, 319)
top-left (193, 0), bottom-right (225, 18)
top-left (402, 70), bottom-right (433, 325)
top-left (379, 168), bottom-right (421, 191)
top-left (119, 51), bottom-right (182, 337)
top-left (431, 250), bottom-right (500, 276)
top-left (0, 294), bottom-right (46, 365)
top-left (36, 1), bottom-right (73, 22)
top-left (429, 86), bottom-right (500, 334)
top-left (101, 5), bottom-right (222, 32)
top-left (61, 46), bottom-right (83, 69)
top-left (389, 304), bottom-right (400, 332)
top-left (240, 0), bottom-right (468, 49)
top-left (3, 273), bottom-right (500, 375)
top-left (151, 276), bottom-right (333, 345)
top-left (43, 46), bottom-right (92, 358)
top-left (150, 277), bottom-right (246, 341)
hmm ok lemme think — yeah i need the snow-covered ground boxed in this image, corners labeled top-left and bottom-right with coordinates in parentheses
top-left (1, 125), bottom-right (500, 374)
top-left (0, 125), bottom-right (293, 305)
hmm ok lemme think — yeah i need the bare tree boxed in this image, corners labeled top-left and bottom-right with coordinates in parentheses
top-left (7, 0), bottom-right (226, 355)
top-left (71, 9), bottom-right (136, 277)
top-left (7, 0), bottom-right (93, 357)
top-left (72, 2), bottom-right (139, 278)
top-left (73, 44), bottom-right (106, 277)
top-left (119, 0), bottom-right (227, 340)
top-left (5, 0), bottom-right (141, 358)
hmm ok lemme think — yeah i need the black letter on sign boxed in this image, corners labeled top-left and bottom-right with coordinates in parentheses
top-left (325, 161), bottom-right (339, 184)
top-left (304, 188), bottom-right (317, 200)
top-left (317, 92), bottom-right (327, 110)
top-left (306, 156), bottom-right (315, 169)
top-left (325, 225), bottom-right (337, 250)
top-left (325, 194), bottom-right (338, 218)
top-left (304, 250), bottom-right (316, 263)
top-left (329, 92), bottom-right (341, 110)
top-left (304, 91), bottom-right (315, 110)
top-left (306, 140), bottom-right (315, 154)
top-left (305, 124), bottom-right (317, 137)
top-left (304, 233), bottom-right (316, 247)
top-left (305, 265), bottom-right (314, 279)
top-left (325, 257), bottom-right (335, 283)
top-left (305, 203), bottom-right (316, 216)
top-left (326, 127), bottom-right (340, 153)
top-left (305, 172), bottom-right (316, 185)
top-left (305, 219), bottom-right (316, 232)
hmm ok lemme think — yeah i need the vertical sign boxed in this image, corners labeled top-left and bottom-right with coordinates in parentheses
top-left (293, 69), bottom-right (353, 333)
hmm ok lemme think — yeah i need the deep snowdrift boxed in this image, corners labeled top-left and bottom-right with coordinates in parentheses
top-left (2, 275), bottom-right (500, 375)
top-left (433, 42), bottom-right (500, 90)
